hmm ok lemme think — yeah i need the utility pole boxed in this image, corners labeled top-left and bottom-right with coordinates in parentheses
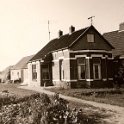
top-left (88, 16), bottom-right (95, 25)
top-left (48, 20), bottom-right (51, 41)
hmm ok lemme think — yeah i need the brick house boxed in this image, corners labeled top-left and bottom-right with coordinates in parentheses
top-left (28, 25), bottom-right (114, 88)
top-left (11, 55), bottom-right (34, 83)
top-left (103, 22), bottom-right (124, 75)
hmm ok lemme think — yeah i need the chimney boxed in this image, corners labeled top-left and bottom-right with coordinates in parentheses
top-left (119, 22), bottom-right (124, 31)
top-left (58, 30), bottom-right (63, 38)
top-left (69, 25), bottom-right (75, 34)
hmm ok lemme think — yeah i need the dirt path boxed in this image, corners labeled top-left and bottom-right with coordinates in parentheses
top-left (19, 86), bottom-right (124, 124)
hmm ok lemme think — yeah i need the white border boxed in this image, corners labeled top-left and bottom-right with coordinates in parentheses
top-left (69, 50), bottom-right (112, 53)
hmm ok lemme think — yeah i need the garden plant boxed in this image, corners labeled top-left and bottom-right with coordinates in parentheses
top-left (0, 92), bottom-right (93, 124)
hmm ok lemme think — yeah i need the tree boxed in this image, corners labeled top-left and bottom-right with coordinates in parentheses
top-left (114, 64), bottom-right (124, 88)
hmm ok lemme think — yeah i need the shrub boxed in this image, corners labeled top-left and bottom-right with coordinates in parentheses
top-left (0, 92), bottom-right (90, 124)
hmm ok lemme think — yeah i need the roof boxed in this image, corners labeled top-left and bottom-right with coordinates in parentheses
top-left (31, 25), bottom-right (114, 61)
top-left (12, 55), bottom-right (34, 70)
top-left (103, 30), bottom-right (124, 56)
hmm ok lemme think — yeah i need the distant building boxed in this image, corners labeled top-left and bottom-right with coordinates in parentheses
top-left (0, 66), bottom-right (13, 83)
top-left (11, 55), bottom-right (34, 83)
top-left (103, 22), bottom-right (124, 74)
top-left (103, 22), bottom-right (124, 57)
top-left (28, 25), bottom-right (114, 88)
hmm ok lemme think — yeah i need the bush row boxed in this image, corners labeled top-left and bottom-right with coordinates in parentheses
top-left (0, 92), bottom-right (45, 107)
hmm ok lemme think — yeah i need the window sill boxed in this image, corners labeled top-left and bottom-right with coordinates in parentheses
top-left (78, 79), bottom-right (86, 81)
top-left (93, 79), bottom-right (101, 80)
top-left (43, 79), bottom-right (50, 81)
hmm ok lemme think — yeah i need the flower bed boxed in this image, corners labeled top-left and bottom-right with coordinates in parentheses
top-left (0, 92), bottom-right (100, 124)
top-left (0, 93), bottom-right (51, 124)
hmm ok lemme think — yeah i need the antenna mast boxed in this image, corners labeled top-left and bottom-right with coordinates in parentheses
top-left (48, 20), bottom-right (51, 41)
top-left (88, 16), bottom-right (95, 25)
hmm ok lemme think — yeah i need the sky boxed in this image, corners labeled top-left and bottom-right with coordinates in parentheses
top-left (0, 0), bottom-right (124, 71)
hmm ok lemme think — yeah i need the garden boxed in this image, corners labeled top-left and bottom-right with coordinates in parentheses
top-left (0, 84), bottom-right (114, 124)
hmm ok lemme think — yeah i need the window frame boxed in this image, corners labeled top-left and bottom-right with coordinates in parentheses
top-left (77, 57), bottom-right (86, 80)
top-left (32, 64), bottom-right (37, 80)
top-left (59, 59), bottom-right (64, 81)
top-left (93, 63), bottom-right (101, 80)
top-left (87, 34), bottom-right (95, 43)
top-left (12, 72), bottom-right (14, 75)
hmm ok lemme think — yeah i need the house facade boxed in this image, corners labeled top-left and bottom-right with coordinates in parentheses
top-left (28, 25), bottom-right (114, 88)
top-left (11, 55), bottom-right (33, 83)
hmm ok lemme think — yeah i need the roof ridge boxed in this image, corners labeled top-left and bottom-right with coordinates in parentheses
top-left (103, 30), bottom-right (119, 35)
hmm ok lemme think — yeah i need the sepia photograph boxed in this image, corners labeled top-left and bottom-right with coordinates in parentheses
top-left (0, 0), bottom-right (124, 123)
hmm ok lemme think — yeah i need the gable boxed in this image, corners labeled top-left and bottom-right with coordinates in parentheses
top-left (70, 26), bottom-right (114, 51)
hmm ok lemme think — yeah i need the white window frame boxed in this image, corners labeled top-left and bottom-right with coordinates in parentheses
top-left (87, 34), bottom-right (94, 42)
top-left (59, 59), bottom-right (64, 80)
top-left (93, 63), bottom-right (101, 80)
top-left (77, 58), bottom-right (86, 80)
top-left (32, 64), bottom-right (37, 80)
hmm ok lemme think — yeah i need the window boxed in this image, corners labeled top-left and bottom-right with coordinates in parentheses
top-left (70, 61), bottom-right (77, 80)
top-left (93, 58), bottom-right (101, 80)
top-left (42, 65), bottom-right (49, 80)
top-left (60, 60), bottom-right (64, 80)
top-left (17, 72), bottom-right (19, 76)
top-left (87, 34), bottom-right (94, 42)
top-left (77, 58), bottom-right (86, 79)
top-left (32, 64), bottom-right (37, 80)
top-left (12, 72), bottom-right (14, 75)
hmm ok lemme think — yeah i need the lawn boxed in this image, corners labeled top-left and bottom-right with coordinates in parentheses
top-left (0, 83), bottom-right (37, 98)
top-left (45, 87), bottom-right (124, 107)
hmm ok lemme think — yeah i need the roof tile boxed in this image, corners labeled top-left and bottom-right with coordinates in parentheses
top-left (12, 55), bottom-right (34, 70)
top-left (103, 30), bottom-right (124, 56)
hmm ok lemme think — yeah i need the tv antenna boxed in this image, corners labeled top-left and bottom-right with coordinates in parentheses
top-left (88, 16), bottom-right (95, 25)
top-left (48, 20), bottom-right (51, 41)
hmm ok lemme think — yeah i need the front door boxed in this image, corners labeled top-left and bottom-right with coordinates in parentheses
top-left (41, 64), bottom-right (51, 86)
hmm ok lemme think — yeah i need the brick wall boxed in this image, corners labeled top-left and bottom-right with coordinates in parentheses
top-left (52, 49), bottom-right (70, 87)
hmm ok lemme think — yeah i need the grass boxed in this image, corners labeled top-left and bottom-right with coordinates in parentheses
top-left (45, 87), bottom-right (124, 107)
top-left (0, 83), bottom-right (37, 98)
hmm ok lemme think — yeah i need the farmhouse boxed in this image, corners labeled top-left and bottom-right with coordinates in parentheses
top-left (11, 55), bottom-right (34, 83)
top-left (103, 22), bottom-right (124, 74)
top-left (28, 25), bottom-right (114, 88)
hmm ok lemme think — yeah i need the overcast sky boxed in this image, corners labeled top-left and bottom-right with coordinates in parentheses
top-left (0, 0), bottom-right (124, 71)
